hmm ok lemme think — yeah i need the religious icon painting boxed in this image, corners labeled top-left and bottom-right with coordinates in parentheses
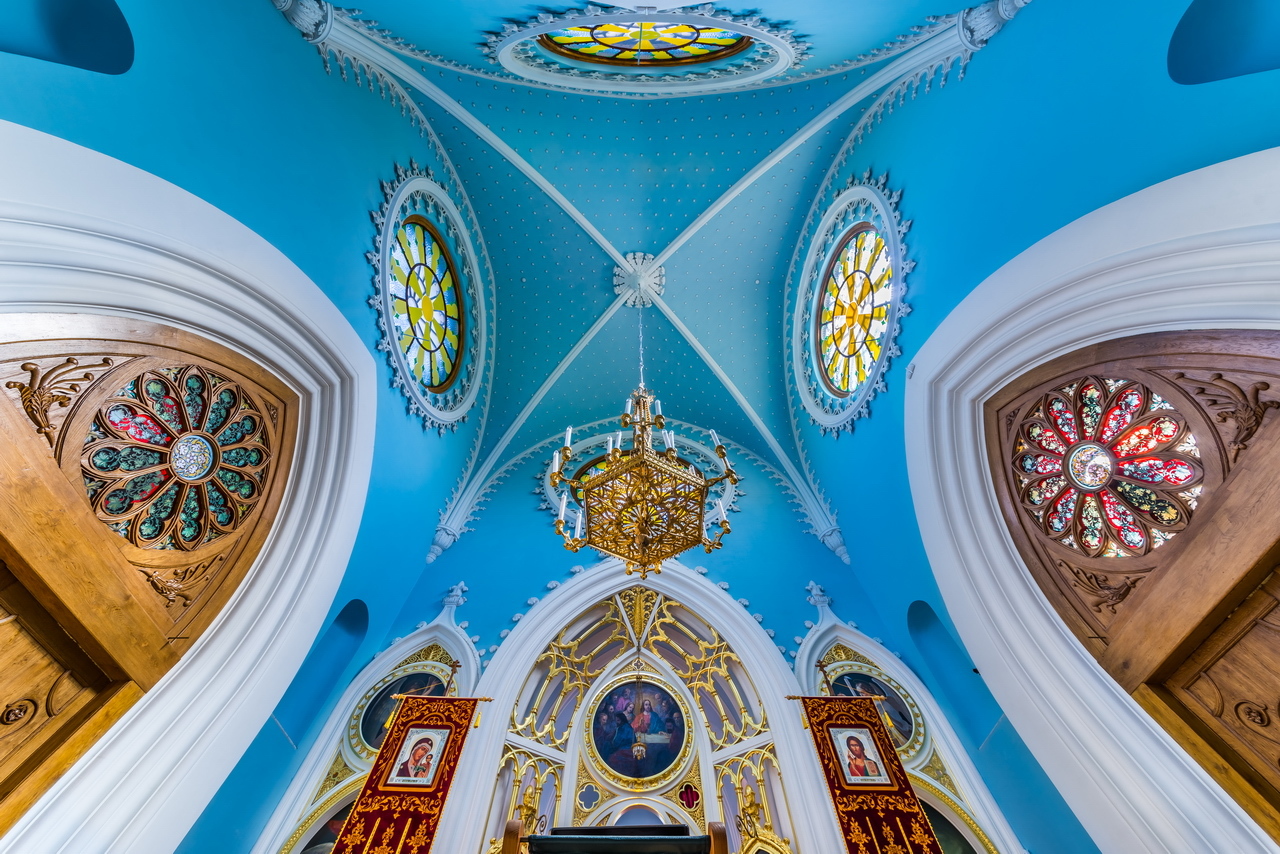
top-left (829, 726), bottom-right (893, 786)
top-left (384, 727), bottom-right (451, 788)
top-left (360, 671), bottom-right (446, 750)
top-left (587, 678), bottom-right (691, 788)
top-left (831, 672), bottom-right (917, 751)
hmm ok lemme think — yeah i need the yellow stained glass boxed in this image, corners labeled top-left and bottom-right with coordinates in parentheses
top-left (389, 214), bottom-right (463, 393)
top-left (539, 22), bottom-right (751, 66)
top-left (816, 226), bottom-right (893, 398)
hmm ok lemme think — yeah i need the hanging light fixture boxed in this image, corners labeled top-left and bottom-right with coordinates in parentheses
top-left (549, 388), bottom-right (738, 578)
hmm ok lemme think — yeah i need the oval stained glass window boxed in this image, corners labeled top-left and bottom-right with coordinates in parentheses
top-left (1011, 376), bottom-right (1204, 557)
top-left (389, 214), bottom-right (464, 394)
top-left (81, 366), bottom-right (272, 550)
top-left (815, 225), bottom-right (894, 399)
top-left (538, 22), bottom-right (751, 65)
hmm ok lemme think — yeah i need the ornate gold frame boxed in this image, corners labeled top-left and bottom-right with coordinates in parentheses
top-left (345, 649), bottom-right (456, 762)
top-left (819, 644), bottom-right (926, 760)
top-left (583, 671), bottom-right (695, 792)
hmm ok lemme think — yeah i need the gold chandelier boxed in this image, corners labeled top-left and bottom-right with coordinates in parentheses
top-left (549, 387), bottom-right (738, 578)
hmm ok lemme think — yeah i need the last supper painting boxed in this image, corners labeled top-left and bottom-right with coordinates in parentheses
top-left (590, 681), bottom-right (688, 781)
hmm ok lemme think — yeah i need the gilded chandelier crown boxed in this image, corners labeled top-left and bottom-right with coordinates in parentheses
top-left (550, 388), bottom-right (738, 578)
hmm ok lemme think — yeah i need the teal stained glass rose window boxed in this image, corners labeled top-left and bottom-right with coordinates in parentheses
top-left (81, 365), bottom-right (272, 550)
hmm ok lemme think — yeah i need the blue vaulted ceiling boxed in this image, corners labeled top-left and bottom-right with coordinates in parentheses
top-left (9, 1), bottom-right (1280, 850)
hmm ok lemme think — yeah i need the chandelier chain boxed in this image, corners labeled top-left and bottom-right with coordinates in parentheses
top-left (638, 305), bottom-right (646, 390)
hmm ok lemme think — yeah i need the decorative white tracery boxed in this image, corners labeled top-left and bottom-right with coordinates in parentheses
top-left (793, 585), bottom-right (1024, 854)
top-left (252, 584), bottom-right (481, 854)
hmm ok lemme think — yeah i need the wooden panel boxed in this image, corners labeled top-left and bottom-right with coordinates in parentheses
top-left (1102, 416), bottom-right (1280, 691)
top-left (0, 680), bottom-right (142, 837)
top-left (1132, 684), bottom-right (1280, 842)
top-left (0, 313), bottom-right (298, 828)
top-left (0, 391), bottom-right (177, 687)
top-left (1164, 574), bottom-right (1280, 794)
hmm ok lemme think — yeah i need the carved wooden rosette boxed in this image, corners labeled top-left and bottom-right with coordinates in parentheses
top-left (0, 314), bottom-right (295, 831)
top-left (988, 330), bottom-right (1280, 835)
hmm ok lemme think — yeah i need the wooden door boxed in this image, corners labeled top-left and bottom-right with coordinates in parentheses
top-left (986, 330), bottom-right (1280, 837)
top-left (0, 313), bottom-right (295, 832)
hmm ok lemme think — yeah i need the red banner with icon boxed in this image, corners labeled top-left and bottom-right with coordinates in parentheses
top-left (332, 696), bottom-right (478, 854)
top-left (800, 696), bottom-right (944, 854)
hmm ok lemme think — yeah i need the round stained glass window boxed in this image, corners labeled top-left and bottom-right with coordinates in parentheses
top-left (816, 225), bottom-right (893, 399)
top-left (539, 22), bottom-right (751, 65)
top-left (1012, 376), bottom-right (1205, 558)
top-left (81, 366), bottom-right (272, 551)
top-left (389, 214), bottom-right (464, 394)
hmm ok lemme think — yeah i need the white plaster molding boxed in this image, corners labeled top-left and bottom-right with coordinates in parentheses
top-left (253, 585), bottom-right (480, 854)
top-left (789, 175), bottom-right (913, 433)
top-left (794, 586), bottom-right (1026, 854)
top-left (906, 146), bottom-right (1280, 853)
top-left (431, 560), bottom-right (848, 854)
top-left (0, 120), bottom-right (376, 854)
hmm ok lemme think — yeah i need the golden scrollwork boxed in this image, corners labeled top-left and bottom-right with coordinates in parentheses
top-left (659, 755), bottom-right (705, 830)
top-left (820, 642), bottom-right (876, 669)
top-left (909, 774), bottom-right (1001, 854)
top-left (918, 748), bottom-right (958, 797)
top-left (315, 749), bottom-right (357, 802)
top-left (573, 755), bottom-right (609, 826)
top-left (618, 586), bottom-right (659, 641)
top-left (3, 356), bottom-right (116, 448)
top-left (512, 599), bottom-right (629, 748)
top-left (715, 746), bottom-right (792, 854)
top-left (647, 597), bottom-right (766, 750)
top-left (395, 642), bottom-right (458, 671)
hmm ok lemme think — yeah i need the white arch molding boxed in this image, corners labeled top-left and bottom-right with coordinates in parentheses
top-left (430, 558), bottom-right (848, 854)
top-left (906, 145), bottom-right (1280, 853)
top-left (0, 120), bottom-right (377, 854)
top-left (793, 594), bottom-right (1023, 854)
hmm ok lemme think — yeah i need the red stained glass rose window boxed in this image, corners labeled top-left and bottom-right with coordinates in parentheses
top-left (1011, 376), bottom-right (1203, 557)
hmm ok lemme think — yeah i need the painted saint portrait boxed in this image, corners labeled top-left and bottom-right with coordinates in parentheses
top-left (590, 681), bottom-right (687, 781)
top-left (384, 727), bottom-right (450, 787)
top-left (832, 673), bottom-right (915, 750)
top-left (830, 726), bottom-right (892, 786)
top-left (360, 672), bottom-right (445, 749)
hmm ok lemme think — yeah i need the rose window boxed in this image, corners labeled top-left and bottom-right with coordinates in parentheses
top-left (1011, 377), bottom-right (1204, 557)
top-left (389, 214), bottom-right (464, 394)
top-left (539, 22), bottom-right (751, 65)
top-left (81, 365), bottom-right (272, 550)
top-left (816, 225), bottom-right (893, 399)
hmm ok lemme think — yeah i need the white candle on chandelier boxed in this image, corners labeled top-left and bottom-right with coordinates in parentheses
top-left (654, 398), bottom-right (663, 417)
top-left (715, 498), bottom-right (727, 522)
top-left (558, 492), bottom-right (567, 522)
top-left (552, 450), bottom-right (561, 472)
top-left (709, 429), bottom-right (721, 448)
top-left (564, 426), bottom-right (573, 448)
top-left (664, 430), bottom-right (674, 451)
top-left (624, 397), bottom-right (633, 416)
top-left (574, 509), bottom-right (583, 539)
top-left (615, 431), bottom-right (623, 450)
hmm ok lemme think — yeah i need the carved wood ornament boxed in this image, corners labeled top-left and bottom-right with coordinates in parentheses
top-left (987, 330), bottom-right (1280, 835)
top-left (0, 314), bottom-right (296, 831)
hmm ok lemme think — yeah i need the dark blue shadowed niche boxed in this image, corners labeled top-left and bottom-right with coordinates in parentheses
top-left (0, 0), bottom-right (134, 75)
top-left (1169, 0), bottom-right (1280, 85)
